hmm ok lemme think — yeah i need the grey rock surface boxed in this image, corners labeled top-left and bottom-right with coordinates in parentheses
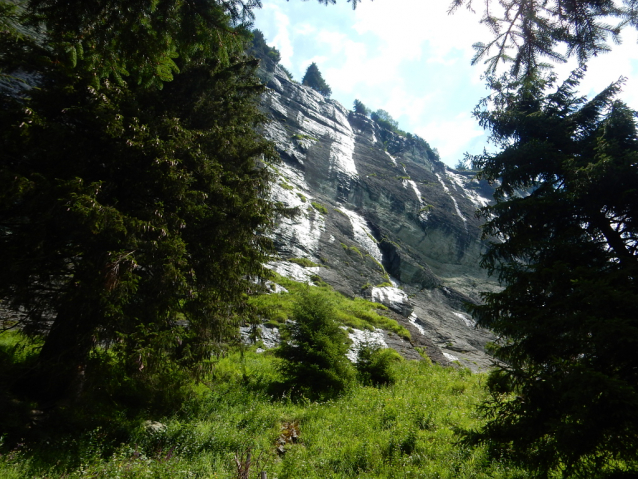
top-left (259, 64), bottom-right (499, 371)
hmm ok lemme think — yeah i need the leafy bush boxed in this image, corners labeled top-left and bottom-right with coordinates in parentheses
top-left (276, 289), bottom-right (356, 399)
top-left (371, 109), bottom-right (399, 132)
top-left (250, 29), bottom-right (281, 64)
top-left (356, 341), bottom-right (402, 387)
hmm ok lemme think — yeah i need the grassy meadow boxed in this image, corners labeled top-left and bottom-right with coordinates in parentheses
top-left (0, 278), bottom-right (527, 478)
top-left (0, 346), bottom-right (529, 478)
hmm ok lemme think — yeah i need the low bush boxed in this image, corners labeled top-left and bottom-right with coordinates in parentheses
top-left (355, 340), bottom-right (402, 387)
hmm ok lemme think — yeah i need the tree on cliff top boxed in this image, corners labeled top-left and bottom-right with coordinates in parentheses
top-left (353, 99), bottom-right (370, 116)
top-left (250, 29), bottom-right (281, 64)
top-left (0, 0), bottom-right (277, 404)
top-left (302, 62), bottom-right (332, 98)
top-left (371, 109), bottom-right (399, 131)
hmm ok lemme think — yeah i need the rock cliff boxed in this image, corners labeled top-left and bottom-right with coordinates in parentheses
top-left (259, 62), bottom-right (499, 371)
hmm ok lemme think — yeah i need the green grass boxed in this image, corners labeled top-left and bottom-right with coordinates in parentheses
top-left (311, 201), bottom-right (328, 215)
top-left (365, 255), bottom-right (390, 281)
top-left (288, 257), bottom-right (319, 268)
top-left (0, 348), bottom-right (529, 479)
top-left (248, 273), bottom-right (407, 339)
top-left (292, 133), bottom-right (318, 142)
top-left (296, 192), bottom-right (307, 203)
top-left (341, 243), bottom-right (363, 259)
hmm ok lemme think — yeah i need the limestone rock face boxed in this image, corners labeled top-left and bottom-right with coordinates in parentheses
top-left (261, 64), bottom-right (498, 371)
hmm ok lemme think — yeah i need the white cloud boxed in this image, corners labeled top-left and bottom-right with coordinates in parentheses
top-left (380, 87), bottom-right (434, 125)
top-left (255, 0), bottom-right (638, 166)
top-left (556, 29), bottom-right (638, 109)
top-left (294, 23), bottom-right (317, 36)
top-left (416, 112), bottom-right (485, 164)
top-left (259, 3), bottom-right (294, 67)
top-left (352, 0), bottom-right (488, 64)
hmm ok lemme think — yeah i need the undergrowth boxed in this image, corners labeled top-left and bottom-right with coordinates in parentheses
top-left (0, 346), bottom-right (528, 478)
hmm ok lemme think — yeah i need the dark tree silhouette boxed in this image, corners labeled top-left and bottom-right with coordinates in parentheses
top-left (302, 62), bottom-right (332, 98)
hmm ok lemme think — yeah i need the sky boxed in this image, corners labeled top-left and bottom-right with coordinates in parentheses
top-left (253, 0), bottom-right (638, 167)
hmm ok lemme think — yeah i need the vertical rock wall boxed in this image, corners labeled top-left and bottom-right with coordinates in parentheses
top-left (261, 64), bottom-right (498, 370)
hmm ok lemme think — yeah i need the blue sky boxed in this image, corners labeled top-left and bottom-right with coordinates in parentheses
top-left (253, 0), bottom-right (638, 167)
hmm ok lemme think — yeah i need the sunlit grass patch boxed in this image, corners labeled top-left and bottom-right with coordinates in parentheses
top-left (0, 345), bottom-right (532, 478)
top-left (248, 273), bottom-right (408, 338)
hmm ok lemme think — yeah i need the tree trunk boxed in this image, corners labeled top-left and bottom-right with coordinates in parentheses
top-left (35, 305), bottom-right (96, 405)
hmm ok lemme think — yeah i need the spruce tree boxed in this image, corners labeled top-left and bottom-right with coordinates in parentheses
top-left (450, 0), bottom-right (638, 78)
top-left (0, 0), bottom-right (277, 403)
top-left (276, 289), bottom-right (355, 399)
top-left (302, 62), bottom-right (332, 98)
top-left (464, 70), bottom-right (638, 477)
top-left (353, 99), bottom-right (370, 116)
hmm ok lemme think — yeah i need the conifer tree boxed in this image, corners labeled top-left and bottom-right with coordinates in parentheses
top-left (450, 0), bottom-right (638, 78)
top-left (250, 29), bottom-right (281, 64)
top-left (371, 109), bottom-right (399, 131)
top-left (464, 70), bottom-right (638, 477)
top-left (353, 99), bottom-right (370, 116)
top-left (0, 0), bottom-right (277, 402)
top-left (276, 289), bottom-right (355, 399)
top-left (302, 62), bottom-right (332, 98)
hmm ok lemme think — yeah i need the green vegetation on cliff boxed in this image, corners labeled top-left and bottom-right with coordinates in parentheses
top-left (248, 272), bottom-right (408, 339)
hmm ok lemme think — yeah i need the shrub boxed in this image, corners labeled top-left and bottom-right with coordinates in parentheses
top-left (276, 289), bottom-right (355, 399)
top-left (353, 99), bottom-right (370, 116)
top-left (355, 341), bottom-right (402, 387)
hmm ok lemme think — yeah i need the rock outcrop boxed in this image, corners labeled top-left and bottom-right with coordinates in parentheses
top-left (259, 62), bottom-right (499, 371)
